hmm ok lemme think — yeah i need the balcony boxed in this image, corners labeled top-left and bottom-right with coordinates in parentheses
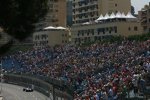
top-left (141, 22), bottom-right (148, 26)
top-left (73, 3), bottom-right (98, 9)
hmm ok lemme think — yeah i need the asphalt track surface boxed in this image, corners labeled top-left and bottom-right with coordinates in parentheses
top-left (1, 83), bottom-right (50, 100)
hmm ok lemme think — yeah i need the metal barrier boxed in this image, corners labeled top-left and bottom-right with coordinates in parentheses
top-left (3, 73), bottom-right (73, 100)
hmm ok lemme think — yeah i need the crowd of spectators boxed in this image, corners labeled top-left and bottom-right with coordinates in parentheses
top-left (1, 39), bottom-right (150, 99)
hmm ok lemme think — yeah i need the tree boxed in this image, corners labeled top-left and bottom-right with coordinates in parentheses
top-left (131, 6), bottom-right (135, 15)
top-left (0, 0), bottom-right (49, 55)
top-left (0, 0), bottom-right (49, 41)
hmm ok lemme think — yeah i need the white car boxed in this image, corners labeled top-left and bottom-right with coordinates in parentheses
top-left (23, 87), bottom-right (33, 92)
top-left (0, 95), bottom-right (3, 100)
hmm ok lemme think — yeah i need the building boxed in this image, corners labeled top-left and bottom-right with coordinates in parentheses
top-left (67, 0), bottom-right (73, 27)
top-left (72, 0), bottom-right (131, 25)
top-left (138, 2), bottom-right (150, 33)
top-left (71, 12), bottom-right (143, 45)
top-left (33, 26), bottom-right (70, 47)
top-left (99, 0), bottom-right (131, 15)
top-left (35, 0), bottom-right (67, 31)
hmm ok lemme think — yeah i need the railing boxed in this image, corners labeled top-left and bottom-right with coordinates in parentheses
top-left (3, 73), bottom-right (74, 100)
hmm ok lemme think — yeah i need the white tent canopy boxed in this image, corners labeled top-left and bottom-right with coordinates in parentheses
top-left (82, 22), bottom-right (90, 25)
top-left (109, 12), bottom-right (115, 19)
top-left (126, 12), bottom-right (136, 18)
top-left (44, 26), bottom-right (56, 30)
top-left (103, 13), bottom-right (109, 20)
top-left (97, 14), bottom-right (104, 21)
top-left (56, 26), bottom-right (66, 30)
top-left (115, 11), bottom-right (122, 18)
top-left (121, 12), bottom-right (127, 18)
top-left (95, 11), bottom-right (136, 21)
top-left (44, 26), bottom-right (66, 30)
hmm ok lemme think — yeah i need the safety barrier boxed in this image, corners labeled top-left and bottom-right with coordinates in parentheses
top-left (3, 73), bottom-right (73, 100)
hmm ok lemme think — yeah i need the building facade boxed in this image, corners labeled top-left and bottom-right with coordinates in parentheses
top-left (71, 18), bottom-right (143, 45)
top-left (0, 28), bottom-right (11, 46)
top-left (67, 0), bottom-right (73, 27)
top-left (35, 0), bottom-right (67, 30)
top-left (72, 0), bottom-right (131, 25)
top-left (138, 2), bottom-right (150, 33)
top-left (99, 0), bottom-right (131, 15)
top-left (33, 28), bottom-right (70, 47)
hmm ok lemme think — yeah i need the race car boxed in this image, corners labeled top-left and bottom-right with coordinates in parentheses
top-left (0, 95), bottom-right (3, 100)
top-left (23, 87), bottom-right (33, 92)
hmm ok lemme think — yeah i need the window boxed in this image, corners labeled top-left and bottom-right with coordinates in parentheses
top-left (106, 28), bottom-right (109, 31)
top-left (91, 29), bottom-right (94, 34)
top-left (114, 27), bottom-right (117, 33)
top-left (87, 33), bottom-right (89, 36)
top-left (55, 10), bottom-right (58, 12)
top-left (82, 33), bottom-right (84, 36)
top-left (128, 27), bottom-right (131, 31)
top-left (54, 0), bottom-right (58, 2)
top-left (134, 26), bottom-right (138, 31)
top-left (115, 4), bottom-right (117, 7)
top-left (109, 31), bottom-right (111, 34)
top-left (35, 35), bottom-right (40, 40)
top-left (88, 37), bottom-right (91, 41)
top-left (102, 28), bottom-right (105, 34)
top-left (92, 32), bottom-right (94, 35)
top-left (97, 28), bottom-right (102, 34)
top-left (42, 34), bottom-right (48, 40)
top-left (94, 36), bottom-right (97, 41)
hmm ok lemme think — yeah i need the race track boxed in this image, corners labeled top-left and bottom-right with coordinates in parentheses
top-left (1, 83), bottom-right (50, 100)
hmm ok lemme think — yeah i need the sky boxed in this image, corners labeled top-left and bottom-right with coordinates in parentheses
top-left (131, 0), bottom-right (150, 14)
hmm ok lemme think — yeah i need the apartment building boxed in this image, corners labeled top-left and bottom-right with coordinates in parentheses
top-left (138, 2), bottom-right (150, 33)
top-left (72, 0), bottom-right (131, 25)
top-left (71, 13), bottom-right (143, 45)
top-left (36, 0), bottom-right (67, 30)
top-left (67, 0), bottom-right (73, 27)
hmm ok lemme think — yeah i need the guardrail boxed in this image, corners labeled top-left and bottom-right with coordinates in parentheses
top-left (3, 73), bottom-right (73, 100)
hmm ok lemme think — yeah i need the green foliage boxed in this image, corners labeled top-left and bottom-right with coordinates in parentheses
top-left (81, 41), bottom-right (95, 47)
top-left (131, 6), bottom-right (135, 15)
top-left (3, 44), bottom-right (33, 55)
top-left (0, 0), bottom-right (49, 41)
top-left (81, 33), bottom-right (150, 47)
top-left (102, 35), bottom-right (124, 43)
top-left (0, 40), bottom-right (13, 56)
top-left (127, 33), bottom-right (150, 41)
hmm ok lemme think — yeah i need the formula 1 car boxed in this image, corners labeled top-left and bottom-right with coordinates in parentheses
top-left (23, 87), bottom-right (33, 92)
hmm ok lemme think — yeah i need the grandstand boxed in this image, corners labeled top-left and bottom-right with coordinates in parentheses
top-left (1, 37), bottom-right (150, 99)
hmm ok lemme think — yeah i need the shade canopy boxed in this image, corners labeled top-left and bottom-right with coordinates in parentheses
top-left (44, 26), bottom-right (66, 30)
top-left (95, 12), bottom-right (136, 21)
top-left (56, 26), bottom-right (66, 30)
top-left (44, 26), bottom-right (56, 30)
